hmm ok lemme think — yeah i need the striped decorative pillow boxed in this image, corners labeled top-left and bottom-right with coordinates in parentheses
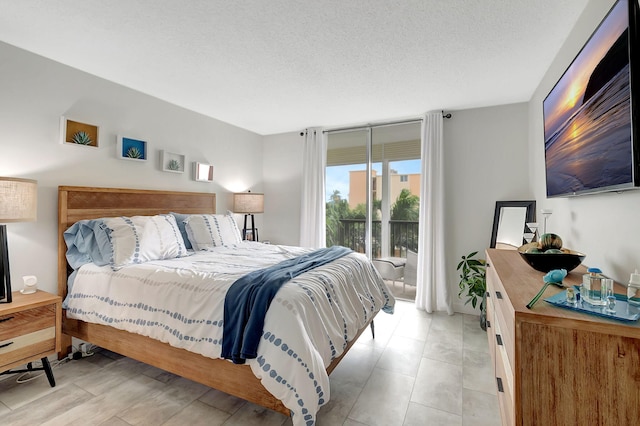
top-left (103, 214), bottom-right (189, 269)
top-left (184, 213), bottom-right (242, 250)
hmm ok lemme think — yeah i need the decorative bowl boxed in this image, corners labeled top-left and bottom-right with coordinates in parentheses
top-left (517, 243), bottom-right (586, 273)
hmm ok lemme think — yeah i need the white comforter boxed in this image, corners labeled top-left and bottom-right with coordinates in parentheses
top-left (65, 242), bottom-right (394, 425)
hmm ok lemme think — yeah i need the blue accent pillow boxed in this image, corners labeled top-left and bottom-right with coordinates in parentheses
top-left (63, 219), bottom-right (113, 270)
top-left (169, 212), bottom-right (192, 249)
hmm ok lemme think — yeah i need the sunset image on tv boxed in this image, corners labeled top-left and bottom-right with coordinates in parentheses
top-left (543, 0), bottom-right (633, 197)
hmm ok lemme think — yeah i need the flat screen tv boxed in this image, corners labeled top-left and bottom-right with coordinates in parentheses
top-left (543, 0), bottom-right (640, 197)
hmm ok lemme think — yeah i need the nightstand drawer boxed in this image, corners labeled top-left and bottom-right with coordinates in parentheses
top-left (0, 328), bottom-right (56, 365)
top-left (0, 304), bottom-right (55, 341)
top-left (0, 303), bottom-right (57, 368)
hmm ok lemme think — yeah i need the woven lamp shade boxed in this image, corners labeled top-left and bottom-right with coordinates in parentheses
top-left (233, 192), bottom-right (264, 214)
top-left (0, 177), bottom-right (37, 223)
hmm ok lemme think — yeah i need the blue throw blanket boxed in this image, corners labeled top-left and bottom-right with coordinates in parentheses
top-left (222, 245), bottom-right (352, 364)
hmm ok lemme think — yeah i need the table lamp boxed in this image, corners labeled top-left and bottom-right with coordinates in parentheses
top-left (0, 177), bottom-right (37, 303)
top-left (233, 191), bottom-right (264, 242)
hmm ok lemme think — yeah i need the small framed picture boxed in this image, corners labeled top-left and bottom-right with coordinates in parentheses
top-left (160, 150), bottom-right (185, 173)
top-left (60, 117), bottom-right (99, 147)
top-left (117, 135), bottom-right (148, 161)
top-left (194, 162), bottom-right (214, 182)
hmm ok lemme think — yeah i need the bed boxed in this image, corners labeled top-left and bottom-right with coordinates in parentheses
top-left (57, 185), bottom-right (394, 425)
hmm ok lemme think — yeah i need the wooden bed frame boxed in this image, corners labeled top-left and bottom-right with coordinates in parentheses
top-left (57, 185), bottom-right (374, 417)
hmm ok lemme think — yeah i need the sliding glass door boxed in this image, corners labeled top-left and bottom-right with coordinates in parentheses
top-left (325, 122), bottom-right (421, 260)
top-left (325, 129), bottom-right (372, 256)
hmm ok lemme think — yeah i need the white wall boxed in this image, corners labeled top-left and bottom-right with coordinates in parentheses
top-left (0, 41), bottom-right (263, 296)
top-left (445, 103), bottom-right (530, 313)
top-left (262, 131), bottom-right (304, 245)
top-left (529, 0), bottom-right (640, 284)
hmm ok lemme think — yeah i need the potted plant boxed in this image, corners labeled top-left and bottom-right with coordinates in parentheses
top-left (457, 251), bottom-right (487, 330)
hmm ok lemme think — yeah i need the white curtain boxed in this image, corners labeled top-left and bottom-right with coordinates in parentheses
top-left (415, 112), bottom-right (452, 314)
top-left (299, 128), bottom-right (327, 248)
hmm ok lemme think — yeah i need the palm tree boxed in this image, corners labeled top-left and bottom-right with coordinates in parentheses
top-left (326, 190), bottom-right (351, 246)
top-left (330, 190), bottom-right (342, 204)
top-left (389, 189), bottom-right (420, 254)
top-left (350, 198), bottom-right (381, 220)
top-left (391, 189), bottom-right (419, 220)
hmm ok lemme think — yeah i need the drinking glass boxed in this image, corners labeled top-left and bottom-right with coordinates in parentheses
top-left (602, 278), bottom-right (615, 313)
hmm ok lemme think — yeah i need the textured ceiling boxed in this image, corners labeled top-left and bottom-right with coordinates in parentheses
top-left (0, 0), bottom-right (590, 135)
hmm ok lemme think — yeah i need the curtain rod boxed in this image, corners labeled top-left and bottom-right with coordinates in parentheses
top-left (300, 112), bottom-right (452, 136)
top-left (323, 117), bottom-right (422, 134)
top-left (321, 111), bottom-right (452, 134)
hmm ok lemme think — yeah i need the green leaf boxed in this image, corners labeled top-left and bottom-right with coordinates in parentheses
top-left (456, 250), bottom-right (486, 312)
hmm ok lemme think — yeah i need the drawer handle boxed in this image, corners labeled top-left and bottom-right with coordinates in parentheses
top-left (487, 320), bottom-right (491, 328)
top-left (0, 341), bottom-right (13, 349)
top-left (496, 377), bottom-right (504, 393)
top-left (496, 334), bottom-right (503, 346)
top-left (486, 291), bottom-right (490, 298)
top-left (0, 316), bottom-right (14, 323)
top-left (495, 291), bottom-right (503, 299)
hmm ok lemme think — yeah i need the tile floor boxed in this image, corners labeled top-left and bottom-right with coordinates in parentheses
top-left (386, 279), bottom-right (417, 302)
top-left (0, 300), bottom-right (500, 425)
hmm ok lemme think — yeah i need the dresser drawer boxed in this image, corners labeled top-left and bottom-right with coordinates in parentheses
top-left (495, 340), bottom-right (515, 426)
top-left (487, 263), bottom-right (515, 368)
top-left (486, 289), bottom-right (496, 365)
top-left (0, 304), bottom-right (57, 368)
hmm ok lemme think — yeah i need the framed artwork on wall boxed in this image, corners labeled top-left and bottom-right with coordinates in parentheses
top-left (160, 150), bottom-right (185, 173)
top-left (117, 135), bottom-right (148, 161)
top-left (60, 117), bottom-right (99, 147)
top-left (193, 162), bottom-right (214, 182)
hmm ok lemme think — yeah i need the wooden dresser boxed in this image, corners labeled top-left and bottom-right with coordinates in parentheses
top-left (485, 249), bottom-right (640, 426)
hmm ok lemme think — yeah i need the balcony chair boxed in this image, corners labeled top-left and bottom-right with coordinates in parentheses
top-left (372, 256), bottom-right (406, 288)
top-left (403, 249), bottom-right (417, 292)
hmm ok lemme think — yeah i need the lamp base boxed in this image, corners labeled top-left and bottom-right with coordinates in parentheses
top-left (0, 224), bottom-right (12, 303)
top-left (241, 214), bottom-right (259, 242)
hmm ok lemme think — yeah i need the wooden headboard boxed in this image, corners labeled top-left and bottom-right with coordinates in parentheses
top-left (57, 186), bottom-right (216, 301)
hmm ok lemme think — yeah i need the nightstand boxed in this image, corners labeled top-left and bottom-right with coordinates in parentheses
top-left (0, 290), bottom-right (61, 387)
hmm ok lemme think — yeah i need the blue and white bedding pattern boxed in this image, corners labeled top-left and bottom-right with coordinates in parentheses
top-left (64, 242), bottom-right (395, 426)
top-left (223, 245), bottom-right (353, 364)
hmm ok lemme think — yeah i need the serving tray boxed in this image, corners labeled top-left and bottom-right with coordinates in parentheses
top-left (545, 287), bottom-right (640, 322)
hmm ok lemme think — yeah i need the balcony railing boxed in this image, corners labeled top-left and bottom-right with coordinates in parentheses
top-left (332, 219), bottom-right (419, 258)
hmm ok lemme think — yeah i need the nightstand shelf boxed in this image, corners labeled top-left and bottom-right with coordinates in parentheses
top-left (0, 291), bottom-right (62, 387)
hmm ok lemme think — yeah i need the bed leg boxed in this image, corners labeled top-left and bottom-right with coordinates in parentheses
top-left (370, 320), bottom-right (375, 339)
top-left (58, 333), bottom-right (72, 360)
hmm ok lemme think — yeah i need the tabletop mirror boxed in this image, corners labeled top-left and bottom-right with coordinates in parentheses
top-left (490, 200), bottom-right (536, 249)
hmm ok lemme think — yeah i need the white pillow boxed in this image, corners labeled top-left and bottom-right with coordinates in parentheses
top-left (184, 213), bottom-right (242, 250)
top-left (103, 214), bottom-right (189, 269)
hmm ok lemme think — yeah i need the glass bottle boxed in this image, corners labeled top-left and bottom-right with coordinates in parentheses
top-left (628, 269), bottom-right (640, 306)
top-left (582, 267), bottom-right (605, 306)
